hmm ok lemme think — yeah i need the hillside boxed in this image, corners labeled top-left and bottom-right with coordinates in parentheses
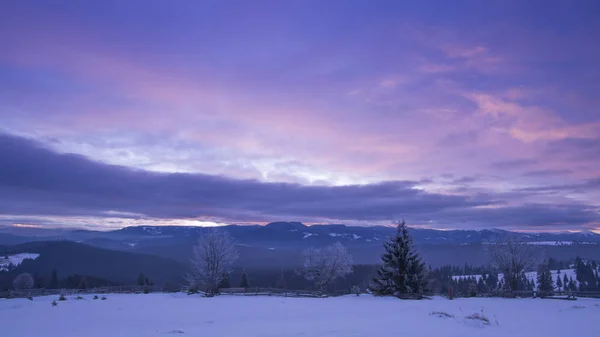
top-left (2, 223), bottom-right (599, 268)
top-left (1, 241), bottom-right (187, 287)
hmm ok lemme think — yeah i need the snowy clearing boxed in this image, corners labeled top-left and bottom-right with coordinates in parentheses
top-left (0, 253), bottom-right (40, 271)
top-left (1, 293), bottom-right (598, 337)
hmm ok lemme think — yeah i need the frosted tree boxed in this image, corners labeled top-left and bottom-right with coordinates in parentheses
top-left (186, 228), bottom-right (239, 296)
top-left (537, 260), bottom-right (554, 297)
top-left (488, 235), bottom-right (537, 292)
top-left (300, 242), bottom-right (353, 293)
top-left (369, 220), bottom-right (428, 297)
top-left (13, 272), bottom-right (34, 290)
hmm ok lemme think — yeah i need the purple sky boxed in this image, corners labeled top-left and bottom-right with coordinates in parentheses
top-left (1, 0), bottom-right (599, 231)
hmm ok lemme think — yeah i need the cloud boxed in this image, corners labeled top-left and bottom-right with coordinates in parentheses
top-left (522, 169), bottom-right (572, 177)
top-left (1, 133), bottom-right (598, 230)
top-left (490, 159), bottom-right (537, 170)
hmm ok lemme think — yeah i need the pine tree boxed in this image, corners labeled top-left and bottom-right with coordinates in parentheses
top-left (239, 271), bottom-right (249, 288)
top-left (218, 273), bottom-right (231, 289)
top-left (137, 273), bottom-right (147, 286)
top-left (575, 256), bottom-right (586, 283)
top-left (563, 274), bottom-right (569, 289)
top-left (275, 270), bottom-right (287, 289)
top-left (78, 276), bottom-right (88, 289)
top-left (369, 221), bottom-right (428, 297)
top-left (537, 261), bottom-right (554, 297)
top-left (556, 274), bottom-right (563, 290)
top-left (48, 270), bottom-right (59, 289)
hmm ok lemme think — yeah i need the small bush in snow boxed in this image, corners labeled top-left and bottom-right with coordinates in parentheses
top-left (351, 285), bottom-right (361, 296)
top-left (27, 296), bottom-right (33, 301)
top-left (143, 287), bottom-right (150, 294)
top-left (93, 295), bottom-right (99, 300)
top-left (76, 296), bottom-right (84, 300)
top-left (58, 294), bottom-right (67, 301)
top-left (51, 300), bottom-right (57, 306)
top-left (430, 311), bottom-right (454, 318)
top-left (465, 312), bottom-right (490, 325)
top-left (101, 296), bottom-right (107, 300)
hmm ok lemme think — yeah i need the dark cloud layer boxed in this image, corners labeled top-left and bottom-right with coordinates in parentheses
top-left (1, 133), bottom-right (599, 230)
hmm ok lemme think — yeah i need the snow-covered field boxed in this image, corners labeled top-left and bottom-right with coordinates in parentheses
top-left (0, 253), bottom-right (39, 271)
top-left (1, 293), bottom-right (598, 337)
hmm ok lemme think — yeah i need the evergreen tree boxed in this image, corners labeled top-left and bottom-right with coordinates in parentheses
top-left (48, 270), bottom-right (59, 289)
top-left (218, 273), bottom-right (231, 289)
top-left (537, 261), bottom-right (554, 297)
top-left (78, 276), bottom-right (88, 289)
top-left (556, 274), bottom-right (563, 290)
top-left (369, 221), bottom-right (428, 297)
top-left (563, 274), bottom-right (569, 289)
top-left (575, 256), bottom-right (586, 283)
top-left (275, 270), bottom-right (287, 289)
top-left (137, 273), bottom-right (147, 286)
top-left (239, 271), bottom-right (249, 288)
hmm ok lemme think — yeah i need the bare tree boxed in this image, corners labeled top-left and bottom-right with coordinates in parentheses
top-left (186, 228), bottom-right (238, 296)
top-left (300, 242), bottom-right (353, 293)
top-left (13, 272), bottom-right (34, 290)
top-left (488, 235), bottom-right (537, 292)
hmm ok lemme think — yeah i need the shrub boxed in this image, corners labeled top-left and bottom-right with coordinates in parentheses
top-left (350, 285), bottom-right (361, 296)
top-left (51, 300), bottom-right (58, 306)
top-left (93, 295), bottom-right (99, 300)
top-left (76, 296), bottom-right (84, 300)
top-left (101, 296), bottom-right (107, 300)
top-left (430, 311), bottom-right (454, 318)
top-left (58, 294), bottom-right (67, 301)
top-left (143, 287), bottom-right (150, 294)
top-left (465, 312), bottom-right (490, 325)
top-left (27, 296), bottom-right (33, 301)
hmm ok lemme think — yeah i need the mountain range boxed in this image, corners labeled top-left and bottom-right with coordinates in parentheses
top-left (2, 222), bottom-right (599, 268)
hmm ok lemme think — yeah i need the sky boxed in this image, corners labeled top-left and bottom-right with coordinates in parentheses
top-left (0, 0), bottom-right (599, 232)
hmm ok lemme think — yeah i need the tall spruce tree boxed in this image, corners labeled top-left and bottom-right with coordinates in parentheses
top-left (48, 270), bottom-right (59, 289)
top-left (218, 273), bottom-right (231, 289)
top-left (556, 274), bottom-right (563, 290)
top-left (369, 220), bottom-right (428, 297)
top-left (275, 269), bottom-right (287, 289)
top-left (537, 260), bottom-right (554, 297)
top-left (239, 271), bottom-right (249, 288)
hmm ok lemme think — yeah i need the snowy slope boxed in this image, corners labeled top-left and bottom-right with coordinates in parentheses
top-left (0, 253), bottom-right (40, 271)
top-left (1, 293), bottom-right (598, 337)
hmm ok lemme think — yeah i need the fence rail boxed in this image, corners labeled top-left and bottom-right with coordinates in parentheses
top-left (2, 286), bottom-right (600, 300)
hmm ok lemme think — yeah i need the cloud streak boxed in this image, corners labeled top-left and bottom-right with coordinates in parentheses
top-left (0, 133), bottom-right (598, 231)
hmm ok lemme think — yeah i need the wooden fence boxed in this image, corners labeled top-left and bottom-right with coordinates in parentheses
top-left (2, 286), bottom-right (599, 300)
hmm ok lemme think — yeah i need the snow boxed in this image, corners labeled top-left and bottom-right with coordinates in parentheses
top-left (302, 233), bottom-right (313, 239)
top-left (0, 253), bottom-right (40, 271)
top-left (453, 269), bottom-right (579, 288)
top-left (526, 241), bottom-right (574, 246)
top-left (327, 233), bottom-right (361, 239)
top-left (1, 293), bottom-right (598, 337)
